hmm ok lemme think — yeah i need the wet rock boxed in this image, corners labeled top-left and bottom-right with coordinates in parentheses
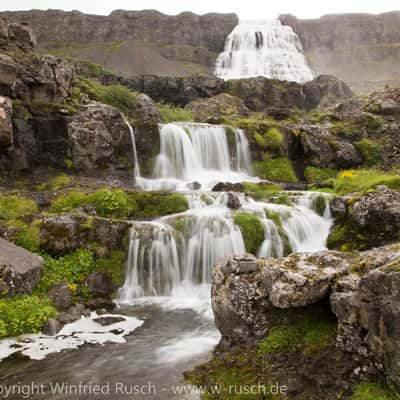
top-left (94, 316), bottom-right (125, 326)
top-left (48, 282), bottom-right (73, 311)
top-left (226, 192), bottom-right (241, 210)
top-left (212, 182), bottom-right (245, 192)
top-left (86, 297), bottom-right (115, 311)
top-left (86, 272), bottom-right (114, 298)
top-left (185, 93), bottom-right (250, 123)
top-left (68, 102), bottom-right (132, 172)
top-left (0, 238), bottom-right (43, 297)
top-left (186, 181), bottom-right (201, 190)
top-left (42, 318), bottom-right (63, 336)
top-left (58, 303), bottom-right (89, 324)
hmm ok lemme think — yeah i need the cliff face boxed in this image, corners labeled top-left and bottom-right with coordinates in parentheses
top-left (0, 10), bottom-right (238, 77)
top-left (280, 12), bottom-right (400, 93)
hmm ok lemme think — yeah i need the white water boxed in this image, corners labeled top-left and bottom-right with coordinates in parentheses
top-left (124, 117), bottom-right (141, 178)
top-left (136, 123), bottom-right (256, 191)
top-left (215, 19), bottom-right (313, 83)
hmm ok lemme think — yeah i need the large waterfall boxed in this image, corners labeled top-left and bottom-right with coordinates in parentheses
top-left (215, 19), bottom-right (313, 82)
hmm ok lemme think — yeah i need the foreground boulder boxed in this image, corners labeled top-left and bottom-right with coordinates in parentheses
top-left (0, 238), bottom-right (43, 296)
top-left (328, 186), bottom-right (400, 251)
top-left (212, 243), bottom-right (400, 387)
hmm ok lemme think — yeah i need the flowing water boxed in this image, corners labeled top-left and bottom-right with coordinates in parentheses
top-left (215, 19), bottom-right (314, 82)
top-left (0, 122), bottom-right (333, 399)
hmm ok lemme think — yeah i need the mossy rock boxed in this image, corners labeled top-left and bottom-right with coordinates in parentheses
top-left (233, 213), bottom-right (265, 254)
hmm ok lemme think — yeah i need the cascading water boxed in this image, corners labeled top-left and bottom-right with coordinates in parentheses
top-left (137, 122), bottom-right (255, 191)
top-left (124, 117), bottom-right (141, 179)
top-left (215, 19), bottom-right (314, 82)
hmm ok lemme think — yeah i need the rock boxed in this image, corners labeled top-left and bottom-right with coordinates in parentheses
top-left (68, 102), bottom-right (132, 172)
top-left (265, 107), bottom-right (294, 120)
top-left (48, 282), bottom-right (73, 311)
top-left (212, 182), bottom-right (245, 192)
top-left (94, 316), bottom-right (125, 326)
top-left (86, 297), bottom-right (115, 311)
top-left (0, 18), bottom-right (8, 41)
top-left (86, 272), bottom-right (114, 298)
top-left (40, 213), bottom-right (131, 256)
top-left (328, 187), bottom-right (400, 250)
top-left (58, 303), bottom-right (89, 324)
top-left (186, 181), bottom-right (201, 190)
top-left (0, 238), bottom-right (43, 297)
top-left (226, 192), bottom-right (241, 210)
top-left (0, 57), bottom-right (16, 89)
top-left (8, 22), bottom-right (36, 48)
top-left (0, 96), bottom-right (13, 152)
top-left (185, 93), bottom-right (250, 123)
top-left (42, 318), bottom-right (63, 336)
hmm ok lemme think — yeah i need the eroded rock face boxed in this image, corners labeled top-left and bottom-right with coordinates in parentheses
top-left (0, 238), bottom-right (43, 297)
top-left (68, 102), bottom-right (132, 172)
top-left (0, 96), bottom-right (13, 151)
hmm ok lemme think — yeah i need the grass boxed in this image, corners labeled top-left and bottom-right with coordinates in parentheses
top-left (258, 308), bottom-right (337, 356)
top-left (233, 213), bottom-right (265, 254)
top-left (254, 157), bottom-right (298, 183)
top-left (37, 174), bottom-right (72, 191)
top-left (304, 166), bottom-right (338, 185)
top-left (350, 381), bottom-right (398, 400)
top-left (354, 138), bottom-right (383, 167)
top-left (0, 295), bottom-right (58, 338)
top-left (158, 103), bottom-right (194, 123)
top-left (332, 169), bottom-right (400, 195)
top-left (50, 189), bottom-right (189, 219)
top-left (0, 194), bottom-right (38, 220)
top-left (243, 183), bottom-right (283, 201)
top-left (254, 127), bottom-right (284, 155)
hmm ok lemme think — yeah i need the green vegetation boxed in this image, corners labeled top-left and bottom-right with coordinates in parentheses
top-left (332, 169), bottom-right (400, 195)
top-left (243, 182), bottom-right (283, 201)
top-left (254, 157), bottom-right (298, 183)
top-left (50, 189), bottom-right (189, 219)
top-left (0, 295), bottom-right (57, 338)
top-left (37, 249), bottom-right (96, 293)
top-left (73, 59), bottom-right (116, 79)
top-left (258, 308), bottom-right (337, 356)
top-left (330, 121), bottom-right (360, 138)
top-left (37, 174), bottom-right (72, 191)
top-left (9, 219), bottom-right (41, 253)
top-left (0, 194), bottom-right (38, 220)
top-left (304, 166), bottom-right (338, 185)
top-left (313, 195), bottom-right (327, 216)
top-left (158, 103), bottom-right (194, 123)
top-left (265, 209), bottom-right (292, 256)
top-left (354, 138), bottom-right (383, 166)
top-left (234, 213), bottom-right (265, 254)
top-left (95, 250), bottom-right (126, 286)
top-left (350, 381), bottom-right (398, 400)
top-left (254, 127), bottom-right (284, 155)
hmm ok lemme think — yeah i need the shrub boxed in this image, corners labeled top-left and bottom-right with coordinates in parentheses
top-left (38, 249), bottom-right (96, 293)
top-left (50, 191), bottom-right (90, 213)
top-left (0, 295), bottom-right (58, 338)
top-left (304, 166), bottom-right (338, 184)
top-left (88, 189), bottom-right (134, 219)
top-left (158, 103), bottom-right (194, 122)
top-left (254, 157), bottom-right (298, 183)
top-left (233, 213), bottom-right (265, 254)
top-left (354, 138), bottom-right (383, 166)
top-left (0, 195), bottom-right (38, 220)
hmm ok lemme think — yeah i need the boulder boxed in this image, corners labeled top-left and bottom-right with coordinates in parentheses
top-left (226, 192), bottom-right (241, 210)
top-left (8, 22), bottom-right (36, 48)
top-left (58, 303), bottom-right (89, 324)
top-left (47, 282), bottom-right (73, 311)
top-left (86, 272), bottom-right (114, 298)
top-left (0, 238), bottom-right (43, 297)
top-left (94, 316), bottom-right (125, 326)
top-left (185, 93), bottom-right (250, 123)
top-left (212, 182), bottom-right (245, 192)
top-left (42, 318), bottom-right (63, 336)
top-left (68, 102), bottom-right (132, 172)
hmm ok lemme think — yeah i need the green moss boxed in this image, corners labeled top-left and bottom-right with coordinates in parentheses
top-left (8, 220), bottom-right (41, 253)
top-left (0, 194), bottom-right (38, 220)
top-left (243, 182), bottom-right (283, 201)
top-left (234, 213), bottom-right (265, 254)
top-left (37, 174), bottom-right (72, 191)
top-left (354, 138), bottom-right (383, 166)
top-left (304, 167), bottom-right (338, 185)
top-left (330, 121), bottom-right (360, 138)
top-left (314, 195), bottom-right (327, 217)
top-left (50, 189), bottom-right (189, 220)
top-left (258, 308), bottom-right (337, 356)
top-left (0, 295), bottom-right (58, 338)
top-left (254, 157), bottom-right (297, 183)
top-left (158, 103), bottom-right (194, 123)
top-left (265, 209), bottom-right (282, 229)
top-left (95, 250), bottom-right (126, 286)
top-left (350, 381), bottom-right (398, 400)
top-left (364, 114), bottom-right (384, 132)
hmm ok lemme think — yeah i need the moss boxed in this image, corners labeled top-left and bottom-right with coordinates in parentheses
top-left (243, 182), bottom-right (283, 201)
top-left (304, 166), bottom-right (338, 185)
top-left (0, 295), bottom-right (58, 338)
top-left (0, 194), bottom-right (38, 220)
top-left (354, 138), bottom-right (383, 166)
top-left (258, 307), bottom-right (337, 356)
top-left (254, 157), bottom-right (298, 183)
top-left (350, 381), bottom-right (398, 400)
top-left (234, 213), bottom-right (265, 254)
top-left (37, 174), bottom-right (72, 191)
top-left (265, 209), bottom-right (282, 229)
top-left (364, 114), bottom-right (384, 132)
top-left (314, 195), bottom-right (327, 217)
top-left (158, 103), bottom-right (194, 122)
top-left (95, 250), bottom-right (126, 287)
top-left (263, 192), bottom-right (293, 206)
top-left (330, 121), bottom-right (360, 138)
top-left (6, 219), bottom-right (41, 253)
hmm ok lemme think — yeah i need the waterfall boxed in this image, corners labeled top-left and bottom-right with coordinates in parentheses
top-left (138, 122), bottom-right (255, 190)
top-left (215, 19), bottom-right (313, 83)
top-left (124, 117), bottom-right (141, 179)
top-left (119, 192), bottom-right (333, 303)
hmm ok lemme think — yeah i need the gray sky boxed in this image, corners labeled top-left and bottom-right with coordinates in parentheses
top-left (0, 0), bottom-right (399, 19)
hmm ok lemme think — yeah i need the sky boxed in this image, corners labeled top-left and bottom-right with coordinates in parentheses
top-left (0, 0), bottom-right (399, 19)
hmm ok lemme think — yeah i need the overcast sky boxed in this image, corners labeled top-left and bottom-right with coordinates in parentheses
top-left (0, 0), bottom-right (399, 19)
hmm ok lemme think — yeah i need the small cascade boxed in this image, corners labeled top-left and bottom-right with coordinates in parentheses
top-left (215, 19), bottom-right (313, 82)
top-left (138, 122), bottom-right (255, 190)
top-left (124, 117), bottom-right (141, 179)
top-left (119, 192), bottom-right (333, 303)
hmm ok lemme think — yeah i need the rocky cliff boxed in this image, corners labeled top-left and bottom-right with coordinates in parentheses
top-left (280, 12), bottom-right (400, 93)
top-left (0, 10), bottom-right (238, 77)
